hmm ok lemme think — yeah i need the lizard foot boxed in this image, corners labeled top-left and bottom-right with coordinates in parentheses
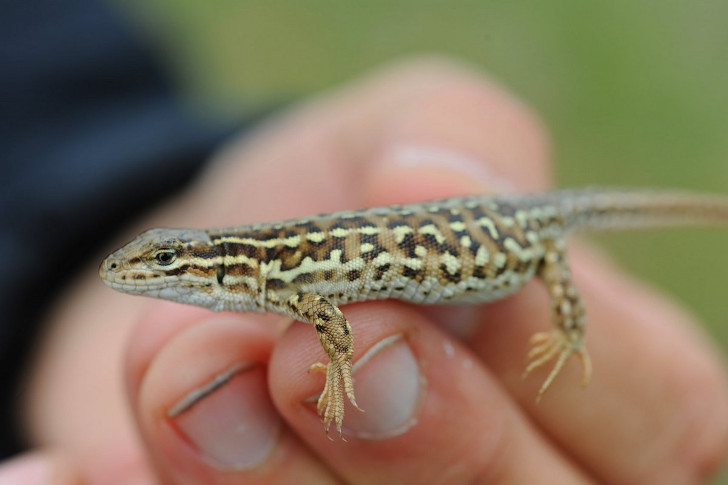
top-left (310, 358), bottom-right (362, 439)
top-left (522, 329), bottom-right (592, 401)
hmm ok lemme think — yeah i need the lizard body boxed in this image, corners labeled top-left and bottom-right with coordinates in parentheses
top-left (99, 188), bottom-right (728, 435)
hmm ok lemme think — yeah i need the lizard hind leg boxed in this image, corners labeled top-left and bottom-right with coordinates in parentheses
top-left (522, 240), bottom-right (592, 400)
top-left (287, 293), bottom-right (362, 438)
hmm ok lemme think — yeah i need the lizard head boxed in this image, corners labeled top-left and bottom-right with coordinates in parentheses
top-left (99, 228), bottom-right (224, 310)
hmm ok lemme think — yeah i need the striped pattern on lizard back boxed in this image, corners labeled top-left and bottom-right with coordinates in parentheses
top-left (100, 188), bottom-right (728, 436)
top-left (211, 195), bottom-right (558, 313)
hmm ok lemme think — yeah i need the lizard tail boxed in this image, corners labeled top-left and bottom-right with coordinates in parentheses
top-left (552, 188), bottom-right (728, 233)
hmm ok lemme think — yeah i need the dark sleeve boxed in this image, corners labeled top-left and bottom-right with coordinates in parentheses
top-left (0, 0), bottom-right (247, 457)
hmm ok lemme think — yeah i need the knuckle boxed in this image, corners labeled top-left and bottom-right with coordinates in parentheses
top-left (367, 56), bottom-right (551, 187)
top-left (377, 55), bottom-right (547, 135)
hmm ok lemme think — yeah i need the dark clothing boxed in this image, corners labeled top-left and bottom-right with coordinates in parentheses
top-left (0, 0), bottom-right (241, 457)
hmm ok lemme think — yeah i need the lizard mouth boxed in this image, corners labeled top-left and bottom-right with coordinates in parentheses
top-left (99, 271), bottom-right (161, 291)
top-left (98, 257), bottom-right (167, 291)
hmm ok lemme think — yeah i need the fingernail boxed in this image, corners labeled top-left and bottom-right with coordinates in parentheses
top-left (341, 334), bottom-right (424, 439)
top-left (385, 144), bottom-right (517, 192)
top-left (0, 453), bottom-right (51, 485)
top-left (169, 363), bottom-right (280, 470)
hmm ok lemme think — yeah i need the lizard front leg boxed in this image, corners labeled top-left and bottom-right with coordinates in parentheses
top-left (523, 239), bottom-right (592, 400)
top-left (286, 292), bottom-right (362, 437)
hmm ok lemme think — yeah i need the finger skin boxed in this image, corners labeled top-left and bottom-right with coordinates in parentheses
top-left (270, 301), bottom-right (592, 484)
top-left (126, 307), bottom-right (339, 484)
top-left (470, 243), bottom-right (728, 483)
top-left (192, 57), bottom-right (550, 228)
top-left (0, 451), bottom-right (83, 485)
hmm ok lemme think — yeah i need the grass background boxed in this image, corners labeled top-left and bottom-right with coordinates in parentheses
top-left (119, 1), bottom-right (728, 480)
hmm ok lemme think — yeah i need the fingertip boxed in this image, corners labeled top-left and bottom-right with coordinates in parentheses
top-left (270, 304), bottom-right (427, 442)
top-left (270, 302), bottom-right (586, 483)
top-left (361, 65), bottom-right (552, 205)
top-left (471, 241), bottom-right (728, 482)
top-left (129, 315), bottom-right (335, 482)
top-left (340, 332), bottom-right (424, 440)
top-left (124, 302), bottom-right (281, 407)
top-left (134, 316), bottom-right (278, 472)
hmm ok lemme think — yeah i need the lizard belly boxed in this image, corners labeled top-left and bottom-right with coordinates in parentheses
top-left (314, 266), bottom-right (537, 307)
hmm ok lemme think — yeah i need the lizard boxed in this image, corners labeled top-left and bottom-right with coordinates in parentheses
top-left (99, 187), bottom-right (728, 436)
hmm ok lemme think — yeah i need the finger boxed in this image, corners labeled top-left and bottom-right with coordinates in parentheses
top-left (269, 302), bottom-right (592, 484)
top-left (471, 243), bottom-right (728, 482)
top-left (356, 59), bottom-right (551, 202)
top-left (125, 306), bottom-right (338, 484)
top-left (185, 57), bottom-right (550, 229)
top-left (0, 451), bottom-right (82, 485)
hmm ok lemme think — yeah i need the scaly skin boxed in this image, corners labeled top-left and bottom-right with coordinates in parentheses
top-left (99, 188), bottom-right (728, 435)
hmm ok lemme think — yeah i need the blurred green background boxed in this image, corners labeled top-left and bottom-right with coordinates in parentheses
top-left (120, 0), bottom-right (728, 479)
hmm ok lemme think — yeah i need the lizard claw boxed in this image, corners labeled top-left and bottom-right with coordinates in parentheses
top-left (522, 329), bottom-right (591, 401)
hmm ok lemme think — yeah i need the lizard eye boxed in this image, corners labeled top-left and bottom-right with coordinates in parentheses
top-left (154, 249), bottom-right (178, 266)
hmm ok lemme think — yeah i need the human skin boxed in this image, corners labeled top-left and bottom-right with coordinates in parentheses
top-left (4, 59), bottom-right (728, 484)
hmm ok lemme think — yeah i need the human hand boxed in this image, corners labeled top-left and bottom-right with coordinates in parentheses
top-left (15, 58), bottom-right (728, 484)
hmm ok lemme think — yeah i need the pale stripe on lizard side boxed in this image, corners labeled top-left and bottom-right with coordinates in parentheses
top-left (99, 188), bottom-right (728, 436)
